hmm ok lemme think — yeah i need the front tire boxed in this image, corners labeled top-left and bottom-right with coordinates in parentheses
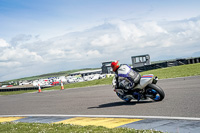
top-left (116, 92), bottom-right (131, 103)
top-left (146, 84), bottom-right (165, 101)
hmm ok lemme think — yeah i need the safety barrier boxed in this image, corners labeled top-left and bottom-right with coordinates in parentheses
top-left (133, 57), bottom-right (200, 72)
top-left (0, 86), bottom-right (53, 92)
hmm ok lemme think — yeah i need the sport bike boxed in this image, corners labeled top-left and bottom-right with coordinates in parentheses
top-left (112, 74), bottom-right (165, 102)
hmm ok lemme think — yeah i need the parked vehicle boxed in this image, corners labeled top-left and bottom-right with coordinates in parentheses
top-left (19, 80), bottom-right (32, 85)
top-left (76, 77), bottom-right (84, 82)
top-left (6, 85), bottom-right (13, 87)
top-left (67, 76), bottom-right (77, 83)
top-left (99, 74), bottom-right (106, 79)
top-left (58, 76), bottom-right (67, 83)
top-left (33, 79), bottom-right (51, 87)
top-left (1, 85), bottom-right (8, 88)
top-left (50, 81), bottom-right (60, 86)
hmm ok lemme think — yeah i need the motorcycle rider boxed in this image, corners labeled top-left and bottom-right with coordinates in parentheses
top-left (111, 60), bottom-right (141, 101)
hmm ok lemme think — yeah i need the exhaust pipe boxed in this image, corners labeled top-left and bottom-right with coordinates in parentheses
top-left (152, 76), bottom-right (158, 84)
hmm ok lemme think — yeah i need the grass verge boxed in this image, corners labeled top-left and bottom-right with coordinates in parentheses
top-left (140, 63), bottom-right (200, 79)
top-left (0, 78), bottom-right (113, 96)
top-left (0, 63), bottom-right (200, 96)
top-left (0, 122), bottom-right (163, 133)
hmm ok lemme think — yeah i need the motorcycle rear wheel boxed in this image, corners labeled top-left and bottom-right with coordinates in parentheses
top-left (146, 84), bottom-right (165, 101)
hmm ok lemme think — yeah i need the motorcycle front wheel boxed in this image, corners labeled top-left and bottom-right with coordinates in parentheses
top-left (145, 84), bottom-right (165, 101)
top-left (116, 92), bottom-right (131, 103)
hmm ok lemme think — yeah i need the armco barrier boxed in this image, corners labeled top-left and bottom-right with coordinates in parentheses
top-left (0, 86), bottom-right (53, 92)
top-left (133, 57), bottom-right (200, 72)
top-left (133, 62), bottom-right (168, 72)
top-left (187, 57), bottom-right (200, 64)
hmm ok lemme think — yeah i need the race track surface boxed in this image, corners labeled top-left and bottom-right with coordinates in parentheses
top-left (0, 76), bottom-right (200, 117)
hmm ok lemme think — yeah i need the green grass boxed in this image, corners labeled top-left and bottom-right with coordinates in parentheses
top-left (1, 63), bottom-right (200, 96)
top-left (140, 63), bottom-right (200, 79)
top-left (0, 90), bottom-right (37, 95)
top-left (0, 122), bottom-right (163, 133)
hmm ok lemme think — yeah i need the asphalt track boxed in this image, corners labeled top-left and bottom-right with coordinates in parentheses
top-left (0, 76), bottom-right (200, 132)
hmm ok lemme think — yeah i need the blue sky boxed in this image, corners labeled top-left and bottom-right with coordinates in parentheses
top-left (0, 0), bottom-right (200, 81)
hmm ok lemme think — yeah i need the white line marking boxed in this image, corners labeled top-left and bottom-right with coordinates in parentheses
top-left (0, 114), bottom-right (200, 121)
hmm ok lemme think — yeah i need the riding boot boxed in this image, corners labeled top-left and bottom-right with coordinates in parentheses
top-left (133, 92), bottom-right (141, 101)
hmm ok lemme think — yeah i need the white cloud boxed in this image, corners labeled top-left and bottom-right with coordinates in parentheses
top-left (91, 34), bottom-right (118, 46)
top-left (86, 50), bottom-right (101, 58)
top-left (0, 47), bottom-right (43, 63)
top-left (112, 20), bottom-right (146, 41)
top-left (142, 21), bottom-right (168, 34)
top-left (1, 16), bottom-right (200, 81)
top-left (48, 49), bottom-right (66, 59)
top-left (0, 61), bottom-right (21, 68)
top-left (0, 39), bottom-right (10, 47)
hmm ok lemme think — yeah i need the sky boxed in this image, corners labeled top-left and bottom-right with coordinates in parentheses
top-left (0, 0), bottom-right (200, 81)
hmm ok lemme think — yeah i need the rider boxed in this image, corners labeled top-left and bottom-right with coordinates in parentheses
top-left (111, 60), bottom-right (141, 98)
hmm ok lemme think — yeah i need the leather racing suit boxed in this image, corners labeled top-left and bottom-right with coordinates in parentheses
top-left (113, 64), bottom-right (141, 101)
top-left (115, 64), bottom-right (141, 90)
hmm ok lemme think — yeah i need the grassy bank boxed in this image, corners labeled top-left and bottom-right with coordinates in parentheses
top-left (140, 63), bottom-right (200, 79)
top-left (0, 63), bottom-right (200, 96)
top-left (0, 122), bottom-right (163, 133)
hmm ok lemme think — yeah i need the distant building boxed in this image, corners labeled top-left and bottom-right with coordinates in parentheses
top-left (101, 61), bottom-right (113, 74)
top-left (70, 69), bottom-right (102, 77)
top-left (131, 54), bottom-right (151, 68)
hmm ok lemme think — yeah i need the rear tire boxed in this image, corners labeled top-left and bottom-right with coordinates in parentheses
top-left (146, 84), bottom-right (165, 101)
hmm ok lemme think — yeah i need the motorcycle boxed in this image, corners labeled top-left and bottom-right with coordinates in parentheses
top-left (112, 74), bottom-right (165, 102)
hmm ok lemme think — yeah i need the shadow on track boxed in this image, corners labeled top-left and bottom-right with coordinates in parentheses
top-left (88, 100), bottom-right (153, 109)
